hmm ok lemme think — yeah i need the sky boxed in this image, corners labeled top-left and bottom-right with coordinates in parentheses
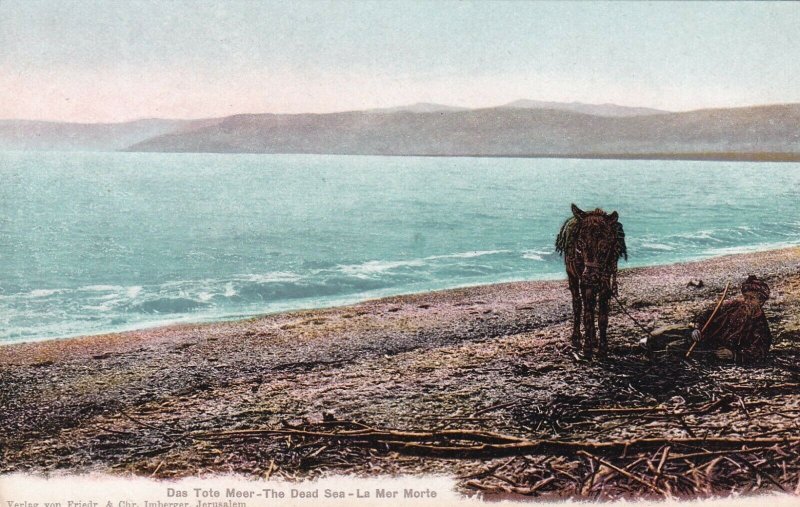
top-left (1, 1), bottom-right (799, 123)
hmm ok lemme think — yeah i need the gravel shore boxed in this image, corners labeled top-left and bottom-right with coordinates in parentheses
top-left (2, 247), bottom-right (799, 499)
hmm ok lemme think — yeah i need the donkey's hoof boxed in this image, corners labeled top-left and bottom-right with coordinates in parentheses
top-left (571, 351), bottom-right (589, 362)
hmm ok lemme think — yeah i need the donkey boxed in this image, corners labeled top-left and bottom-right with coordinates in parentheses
top-left (556, 204), bottom-right (627, 358)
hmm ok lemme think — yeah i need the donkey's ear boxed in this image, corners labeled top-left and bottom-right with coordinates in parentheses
top-left (608, 211), bottom-right (619, 223)
top-left (571, 203), bottom-right (586, 219)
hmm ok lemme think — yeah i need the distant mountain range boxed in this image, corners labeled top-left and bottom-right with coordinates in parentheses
top-left (500, 99), bottom-right (667, 117)
top-left (2, 101), bottom-right (799, 160)
top-left (0, 117), bottom-right (223, 152)
top-left (364, 100), bottom-right (667, 116)
top-left (364, 102), bottom-right (469, 114)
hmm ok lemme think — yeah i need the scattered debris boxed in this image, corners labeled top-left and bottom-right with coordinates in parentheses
top-left (1, 248), bottom-right (799, 501)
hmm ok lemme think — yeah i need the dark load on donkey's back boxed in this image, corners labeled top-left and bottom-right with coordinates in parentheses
top-left (556, 204), bottom-right (627, 358)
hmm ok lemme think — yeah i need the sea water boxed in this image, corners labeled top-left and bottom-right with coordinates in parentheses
top-left (2, 151), bottom-right (799, 343)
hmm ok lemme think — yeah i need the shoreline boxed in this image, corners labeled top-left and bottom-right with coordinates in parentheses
top-left (1, 246), bottom-right (799, 498)
top-left (5, 244), bottom-right (800, 348)
top-left (119, 149), bottom-right (800, 163)
top-left (8, 148), bottom-right (800, 163)
top-left (395, 151), bottom-right (800, 163)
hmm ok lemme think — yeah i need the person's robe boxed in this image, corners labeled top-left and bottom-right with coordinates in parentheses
top-left (694, 297), bottom-right (771, 362)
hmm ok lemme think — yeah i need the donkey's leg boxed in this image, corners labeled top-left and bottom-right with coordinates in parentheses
top-left (582, 286), bottom-right (597, 357)
top-left (598, 289), bottom-right (610, 358)
top-left (568, 274), bottom-right (582, 348)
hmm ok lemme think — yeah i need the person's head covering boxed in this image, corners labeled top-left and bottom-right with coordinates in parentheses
top-left (741, 275), bottom-right (770, 301)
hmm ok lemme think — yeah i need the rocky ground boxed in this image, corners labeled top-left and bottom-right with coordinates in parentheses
top-left (1, 248), bottom-right (799, 501)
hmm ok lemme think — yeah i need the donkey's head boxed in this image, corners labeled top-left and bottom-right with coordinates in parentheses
top-left (571, 203), bottom-right (620, 288)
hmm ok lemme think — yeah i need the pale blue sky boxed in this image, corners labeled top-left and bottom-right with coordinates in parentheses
top-left (1, 1), bottom-right (798, 122)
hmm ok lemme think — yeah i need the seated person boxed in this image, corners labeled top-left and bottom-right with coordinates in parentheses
top-left (640, 275), bottom-right (771, 363)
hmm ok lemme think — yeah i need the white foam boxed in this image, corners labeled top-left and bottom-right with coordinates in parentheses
top-left (28, 289), bottom-right (60, 298)
top-left (339, 259), bottom-right (426, 276)
top-left (426, 249), bottom-right (508, 260)
top-left (521, 248), bottom-right (551, 261)
top-left (83, 304), bottom-right (113, 312)
top-left (126, 286), bottom-right (143, 298)
top-left (675, 230), bottom-right (723, 242)
top-left (81, 285), bottom-right (123, 292)
top-left (641, 242), bottom-right (676, 251)
top-left (339, 251), bottom-right (508, 277)
top-left (242, 272), bottom-right (302, 283)
top-left (702, 241), bottom-right (800, 257)
top-left (224, 282), bottom-right (237, 297)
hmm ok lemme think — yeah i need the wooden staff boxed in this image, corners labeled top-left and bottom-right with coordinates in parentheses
top-left (686, 281), bottom-right (730, 358)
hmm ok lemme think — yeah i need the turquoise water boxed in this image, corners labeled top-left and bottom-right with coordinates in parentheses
top-left (2, 151), bottom-right (799, 343)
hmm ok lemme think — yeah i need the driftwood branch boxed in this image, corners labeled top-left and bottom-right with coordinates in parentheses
top-left (194, 425), bottom-right (800, 459)
top-left (199, 427), bottom-right (525, 445)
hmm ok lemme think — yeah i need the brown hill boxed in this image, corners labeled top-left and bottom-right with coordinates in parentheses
top-left (126, 104), bottom-right (800, 159)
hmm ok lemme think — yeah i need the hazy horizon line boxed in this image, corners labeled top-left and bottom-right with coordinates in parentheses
top-left (3, 98), bottom-right (800, 125)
